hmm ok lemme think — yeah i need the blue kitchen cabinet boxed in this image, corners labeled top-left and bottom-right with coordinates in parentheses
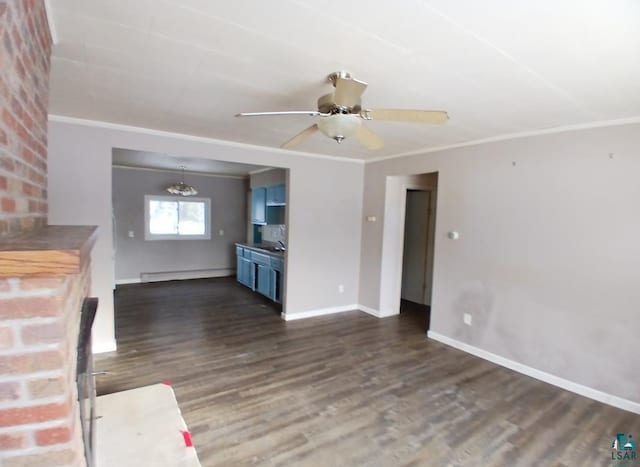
top-left (251, 187), bottom-right (267, 224)
top-left (236, 247), bottom-right (243, 282)
top-left (236, 245), bottom-right (284, 303)
top-left (270, 257), bottom-right (283, 303)
top-left (252, 184), bottom-right (286, 225)
top-left (270, 269), bottom-right (282, 303)
top-left (237, 255), bottom-right (253, 288)
top-left (236, 246), bottom-right (253, 288)
top-left (266, 184), bottom-right (286, 206)
top-left (256, 264), bottom-right (271, 297)
top-left (251, 251), bottom-right (272, 298)
top-left (236, 254), bottom-right (243, 283)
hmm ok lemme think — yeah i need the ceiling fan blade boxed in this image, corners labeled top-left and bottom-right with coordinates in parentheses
top-left (281, 124), bottom-right (319, 149)
top-left (333, 78), bottom-right (368, 108)
top-left (362, 109), bottom-right (449, 124)
top-left (355, 124), bottom-right (384, 150)
top-left (236, 111), bottom-right (323, 117)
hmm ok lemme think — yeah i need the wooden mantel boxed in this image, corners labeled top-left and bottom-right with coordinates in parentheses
top-left (0, 225), bottom-right (98, 277)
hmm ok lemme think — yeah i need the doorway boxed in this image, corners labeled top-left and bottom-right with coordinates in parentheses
top-left (399, 181), bottom-right (437, 331)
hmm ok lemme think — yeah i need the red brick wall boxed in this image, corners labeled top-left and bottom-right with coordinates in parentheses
top-left (0, 261), bottom-right (90, 466)
top-left (0, 0), bottom-right (52, 236)
top-left (0, 4), bottom-right (86, 465)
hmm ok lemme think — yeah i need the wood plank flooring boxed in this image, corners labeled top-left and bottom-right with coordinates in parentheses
top-left (96, 278), bottom-right (639, 466)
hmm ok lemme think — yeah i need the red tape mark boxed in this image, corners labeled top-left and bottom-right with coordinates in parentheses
top-left (162, 380), bottom-right (172, 386)
top-left (182, 430), bottom-right (193, 448)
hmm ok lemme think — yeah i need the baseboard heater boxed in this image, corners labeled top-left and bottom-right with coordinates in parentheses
top-left (140, 268), bottom-right (235, 283)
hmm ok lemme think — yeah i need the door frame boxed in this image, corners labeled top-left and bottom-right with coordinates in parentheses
top-left (379, 174), bottom-right (438, 318)
top-left (401, 189), bottom-right (432, 305)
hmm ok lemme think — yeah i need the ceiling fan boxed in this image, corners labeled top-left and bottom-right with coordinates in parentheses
top-left (235, 71), bottom-right (449, 150)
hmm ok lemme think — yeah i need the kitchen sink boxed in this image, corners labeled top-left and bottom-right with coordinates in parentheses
top-left (260, 246), bottom-right (285, 252)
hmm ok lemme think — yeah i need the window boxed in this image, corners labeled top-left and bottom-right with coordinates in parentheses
top-left (144, 195), bottom-right (211, 240)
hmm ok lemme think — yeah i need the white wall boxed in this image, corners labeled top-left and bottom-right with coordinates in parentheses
top-left (359, 122), bottom-right (640, 404)
top-left (112, 166), bottom-right (247, 281)
top-left (48, 118), bottom-right (364, 353)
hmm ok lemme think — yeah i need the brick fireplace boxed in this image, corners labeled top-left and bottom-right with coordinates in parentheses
top-left (0, 2), bottom-right (98, 465)
top-left (0, 226), bottom-right (97, 466)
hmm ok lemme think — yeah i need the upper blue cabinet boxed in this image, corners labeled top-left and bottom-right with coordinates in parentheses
top-left (266, 184), bottom-right (286, 206)
top-left (252, 184), bottom-right (286, 225)
top-left (251, 187), bottom-right (267, 225)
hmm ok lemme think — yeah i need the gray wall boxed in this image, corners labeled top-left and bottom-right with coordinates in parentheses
top-left (48, 116), bottom-right (639, 405)
top-left (48, 119), bottom-right (364, 352)
top-left (112, 167), bottom-right (247, 281)
top-left (359, 122), bottom-right (640, 403)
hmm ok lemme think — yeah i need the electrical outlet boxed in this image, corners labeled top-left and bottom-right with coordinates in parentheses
top-left (338, 284), bottom-right (344, 293)
top-left (128, 230), bottom-right (135, 238)
top-left (463, 313), bottom-right (472, 326)
top-left (219, 229), bottom-right (224, 236)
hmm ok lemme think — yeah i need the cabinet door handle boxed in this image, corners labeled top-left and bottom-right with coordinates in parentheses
top-left (91, 370), bottom-right (112, 376)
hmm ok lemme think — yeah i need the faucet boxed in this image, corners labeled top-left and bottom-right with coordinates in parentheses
top-left (277, 240), bottom-right (286, 251)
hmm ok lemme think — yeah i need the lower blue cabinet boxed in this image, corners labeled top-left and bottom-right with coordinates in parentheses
top-left (237, 256), bottom-right (253, 288)
top-left (236, 245), bottom-right (283, 303)
top-left (270, 269), bottom-right (282, 303)
top-left (256, 264), bottom-right (271, 297)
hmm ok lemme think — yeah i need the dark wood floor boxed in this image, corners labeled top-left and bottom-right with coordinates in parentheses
top-left (400, 299), bottom-right (431, 331)
top-left (96, 278), bottom-right (639, 467)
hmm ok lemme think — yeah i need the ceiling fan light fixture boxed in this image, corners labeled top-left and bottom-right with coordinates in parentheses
top-left (235, 71), bottom-right (449, 150)
top-left (316, 114), bottom-right (361, 143)
top-left (166, 166), bottom-right (198, 196)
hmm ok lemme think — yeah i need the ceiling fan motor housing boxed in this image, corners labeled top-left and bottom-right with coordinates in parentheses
top-left (317, 93), bottom-right (361, 114)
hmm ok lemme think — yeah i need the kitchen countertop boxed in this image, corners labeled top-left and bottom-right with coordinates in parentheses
top-left (236, 243), bottom-right (285, 258)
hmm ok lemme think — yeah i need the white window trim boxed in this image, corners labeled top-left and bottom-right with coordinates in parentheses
top-left (144, 195), bottom-right (211, 241)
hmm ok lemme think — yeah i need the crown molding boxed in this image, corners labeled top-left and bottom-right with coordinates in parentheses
top-left (48, 114), bottom-right (640, 167)
top-left (47, 114), bottom-right (365, 165)
top-left (112, 164), bottom-right (247, 179)
top-left (365, 116), bottom-right (640, 164)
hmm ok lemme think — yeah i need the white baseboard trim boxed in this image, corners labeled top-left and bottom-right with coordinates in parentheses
top-left (358, 305), bottom-right (397, 318)
top-left (92, 340), bottom-right (117, 354)
top-left (427, 331), bottom-right (640, 415)
top-left (114, 269), bottom-right (235, 285)
top-left (358, 304), bottom-right (381, 317)
top-left (282, 304), bottom-right (402, 321)
top-left (115, 278), bottom-right (141, 285)
top-left (282, 304), bottom-right (359, 321)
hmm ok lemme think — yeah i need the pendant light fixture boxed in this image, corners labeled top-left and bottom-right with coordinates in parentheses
top-left (166, 166), bottom-right (198, 196)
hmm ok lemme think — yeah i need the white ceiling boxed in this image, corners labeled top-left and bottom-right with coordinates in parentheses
top-left (112, 148), bottom-right (265, 176)
top-left (49, 0), bottom-right (640, 161)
